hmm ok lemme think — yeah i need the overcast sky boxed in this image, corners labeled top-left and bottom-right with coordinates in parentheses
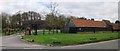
top-left (0, 0), bottom-right (119, 23)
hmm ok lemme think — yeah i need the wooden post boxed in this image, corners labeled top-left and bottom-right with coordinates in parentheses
top-left (29, 28), bottom-right (31, 35)
top-left (25, 27), bottom-right (31, 35)
top-left (112, 28), bottom-right (114, 33)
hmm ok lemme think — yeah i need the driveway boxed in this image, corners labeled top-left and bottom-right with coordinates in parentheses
top-left (1, 34), bottom-right (119, 49)
top-left (2, 34), bottom-right (46, 49)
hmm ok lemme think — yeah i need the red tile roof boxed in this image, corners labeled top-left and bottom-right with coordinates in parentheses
top-left (102, 20), bottom-right (111, 25)
top-left (72, 19), bottom-right (106, 28)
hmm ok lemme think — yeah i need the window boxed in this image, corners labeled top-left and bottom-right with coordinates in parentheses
top-left (79, 28), bottom-right (81, 30)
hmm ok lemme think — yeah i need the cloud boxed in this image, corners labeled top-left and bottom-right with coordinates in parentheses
top-left (0, 0), bottom-right (47, 15)
top-left (0, 0), bottom-right (118, 23)
top-left (18, 0), bottom-right (119, 2)
top-left (56, 2), bottom-right (118, 23)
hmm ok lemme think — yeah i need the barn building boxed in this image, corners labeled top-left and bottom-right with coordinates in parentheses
top-left (103, 20), bottom-right (120, 31)
top-left (61, 19), bottom-right (119, 33)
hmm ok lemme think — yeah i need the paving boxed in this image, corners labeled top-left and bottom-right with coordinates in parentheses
top-left (2, 34), bottom-right (46, 49)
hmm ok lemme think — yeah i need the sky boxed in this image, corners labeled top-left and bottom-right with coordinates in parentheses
top-left (0, 0), bottom-right (119, 23)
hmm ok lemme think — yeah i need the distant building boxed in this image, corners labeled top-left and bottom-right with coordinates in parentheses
top-left (22, 20), bottom-right (46, 30)
top-left (111, 23), bottom-right (120, 31)
top-left (61, 19), bottom-right (119, 33)
top-left (103, 20), bottom-right (120, 31)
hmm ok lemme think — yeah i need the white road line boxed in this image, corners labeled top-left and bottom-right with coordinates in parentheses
top-left (24, 47), bottom-right (42, 49)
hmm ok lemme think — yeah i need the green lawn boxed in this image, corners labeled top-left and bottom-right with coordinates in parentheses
top-left (22, 32), bottom-right (119, 46)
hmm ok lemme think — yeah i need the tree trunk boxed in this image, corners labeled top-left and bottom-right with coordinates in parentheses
top-left (53, 27), bottom-right (55, 34)
top-left (34, 25), bottom-right (37, 35)
top-left (48, 29), bottom-right (51, 34)
top-left (29, 29), bottom-right (31, 35)
top-left (56, 29), bottom-right (58, 33)
top-left (8, 28), bottom-right (11, 35)
top-left (43, 29), bottom-right (45, 35)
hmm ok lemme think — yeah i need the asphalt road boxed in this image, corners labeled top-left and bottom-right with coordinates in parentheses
top-left (0, 34), bottom-right (119, 49)
top-left (2, 34), bottom-right (46, 49)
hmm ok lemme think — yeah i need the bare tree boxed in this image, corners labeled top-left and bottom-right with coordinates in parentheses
top-left (2, 12), bottom-right (11, 35)
top-left (46, 2), bottom-right (59, 34)
top-left (55, 15), bottom-right (67, 33)
top-left (47, 2), bottom-right (59, 16)
top-left (21, 11), bottom-right (42, 35)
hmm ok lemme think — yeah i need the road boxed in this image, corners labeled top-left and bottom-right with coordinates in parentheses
top-left (0, 34), bottom-right (119, 49)
top-left (2, 34), bottom-right (46, 49)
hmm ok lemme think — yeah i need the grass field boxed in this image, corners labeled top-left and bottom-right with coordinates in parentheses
top-left (22, 32), bottom-right (119, 46)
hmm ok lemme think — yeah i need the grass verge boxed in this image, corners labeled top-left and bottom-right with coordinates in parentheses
top-left (22, 32), bottom-right (119, 46)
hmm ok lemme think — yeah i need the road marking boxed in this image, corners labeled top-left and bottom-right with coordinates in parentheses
top-left (24, 47), bottom-right (42, 49)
